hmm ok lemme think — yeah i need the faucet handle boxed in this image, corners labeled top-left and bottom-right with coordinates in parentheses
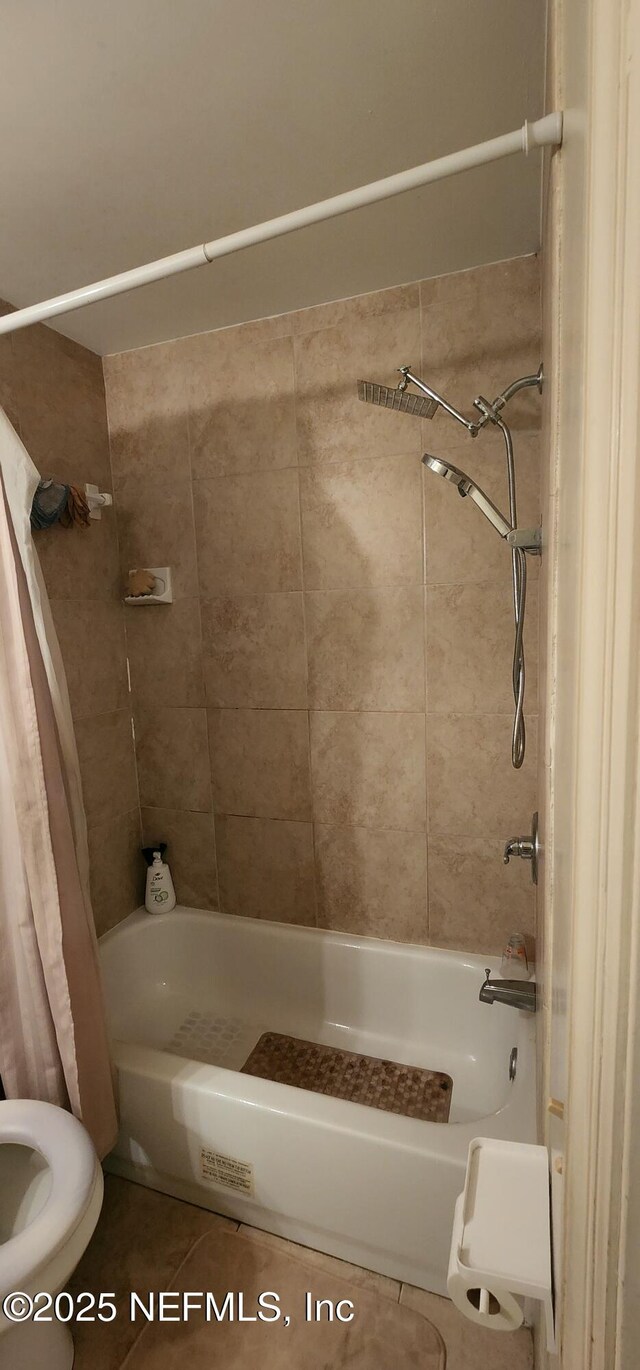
top-left (502, 812), bottom-right (539, 885)
top-left (503, 836), bottom-right (534, 864)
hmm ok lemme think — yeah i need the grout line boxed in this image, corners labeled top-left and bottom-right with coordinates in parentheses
top-left (423, 584), bottom-right (431, 946)
top-left (202, 712), bottom-right (427, 723)
top-left (208, 814), bottom-right (425, 835)
top-left (96, 368), bottom-right (143, 854)
top-left (86, 803), bottom-right (140, 833)
top-left (292, 335), bottom-right (319, 930)
top-left (188, 449), bottom-right (423, 481)
top-left (74, 701), bottom-right (539, 722)
top-left (73, 703), bottom-right (136, 724)
top-left (140, 803), bottom-right (217, 817)
top-left (186, 404), bottom-right (223, 916)
top-left (188, 574), bottom-right (531, 599)
top-left (419, 287), bottom-right (431, 948)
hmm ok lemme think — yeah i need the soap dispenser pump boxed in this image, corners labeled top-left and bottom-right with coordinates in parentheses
top-left (143, 846), bottom-right (176, 913)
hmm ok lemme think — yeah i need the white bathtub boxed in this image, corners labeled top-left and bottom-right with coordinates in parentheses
top-left (100, 908), bottom-right (536, 1293)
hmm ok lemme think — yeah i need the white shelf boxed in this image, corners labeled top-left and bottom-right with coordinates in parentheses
top-left (448, 1136), bottom-right (555, 1350)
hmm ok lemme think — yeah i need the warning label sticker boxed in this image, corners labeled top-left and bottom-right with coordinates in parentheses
top-left (200, 1147), bottom-right (254, 1196)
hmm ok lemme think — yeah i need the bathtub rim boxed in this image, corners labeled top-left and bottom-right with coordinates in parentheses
top-left (100, 904), bottom-right (536, 1151)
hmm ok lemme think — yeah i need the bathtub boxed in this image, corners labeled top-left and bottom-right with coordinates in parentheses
top-left (100, 907), bottom-right (535, 1294)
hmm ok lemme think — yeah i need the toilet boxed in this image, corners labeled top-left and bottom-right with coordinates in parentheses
top-left (0, 1099), bottom-right (104, 1370)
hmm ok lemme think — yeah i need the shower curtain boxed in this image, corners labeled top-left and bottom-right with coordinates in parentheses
top-left (0, 406), bottom-right (117, 1158)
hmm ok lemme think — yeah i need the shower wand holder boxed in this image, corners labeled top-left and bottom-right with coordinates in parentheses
top-left (506, 527), bottom-right (542, 554)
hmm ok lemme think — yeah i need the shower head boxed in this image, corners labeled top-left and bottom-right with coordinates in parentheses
top-left (422, 453), bottom-right (513, 539)
top-left (357, 378), bottom-right (438, 420)
top-left (358, 367), bottom-right (478, 434)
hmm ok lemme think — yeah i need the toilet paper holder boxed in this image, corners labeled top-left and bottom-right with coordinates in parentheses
top-left (447, 1136), bottom-right (555, 1352)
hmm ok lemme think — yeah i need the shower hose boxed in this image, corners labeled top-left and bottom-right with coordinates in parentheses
top-left (496, 417), bottom-right (527, 769)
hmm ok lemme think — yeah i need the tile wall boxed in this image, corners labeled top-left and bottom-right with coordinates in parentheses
top-left (0, 305), bottom-right (140, 934)
top-left (103, 256), bottom-right (541, 953)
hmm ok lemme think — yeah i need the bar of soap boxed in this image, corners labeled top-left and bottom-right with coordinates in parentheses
top-left (128, 569), bottom-right (156, 597)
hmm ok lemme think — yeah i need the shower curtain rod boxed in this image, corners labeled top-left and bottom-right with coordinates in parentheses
top-left (0, 112), bottom-right (562, 338)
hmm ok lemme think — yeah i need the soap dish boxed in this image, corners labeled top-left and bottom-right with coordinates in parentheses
top-left (125, 566), bottom-right (173, 605)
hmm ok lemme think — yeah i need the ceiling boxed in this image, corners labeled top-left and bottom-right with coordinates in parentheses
top-left (0, 1), bottom-right (545, 356)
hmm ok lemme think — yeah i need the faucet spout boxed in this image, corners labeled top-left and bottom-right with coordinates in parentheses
top-left (479, 969), bottom-right (537, 1013)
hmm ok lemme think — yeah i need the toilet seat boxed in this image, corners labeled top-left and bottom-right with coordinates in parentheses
top-left (0, 1100), bottom-right (101, 1299)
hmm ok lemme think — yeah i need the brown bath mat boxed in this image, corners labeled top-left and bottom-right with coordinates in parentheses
top-left (241, 1032), bottom-right (453, 1123)
top-left (122, 1226), bottom-right (446, 1369)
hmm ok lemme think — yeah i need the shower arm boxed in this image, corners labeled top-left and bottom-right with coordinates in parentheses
top-left (400, 365), bottom-right (544, 443)
top-left (399, 369), bottom-right (479, 435)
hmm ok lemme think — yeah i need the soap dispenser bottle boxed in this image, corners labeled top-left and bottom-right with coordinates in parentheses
top-left (145, 849), bottom-right (176, 913)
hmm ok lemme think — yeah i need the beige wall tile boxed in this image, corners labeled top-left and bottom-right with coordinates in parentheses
top-left (188, 331), bottom-right (296, 478)
top-left (426, 713), bottom-right (538, 836)
top-left (141, 808), bottom-right (218, 910)
top-left (420, 255), bottom-right (542, 453)
top-left (115, 477), bottom-right (198, 600)
top-left (315, 824), bottom-right (427, 942)
top-left (194, 469), bottom-right (303, 594)
top-left (290, 281), bottom-right (420, 336)
top-left (6, 316), bottom-right (140, 935)
top-left (300, 454), bottom-right (423, 590)
top-left (306, 586), bottom-right (425, 711)
top-left (209, 708), bottom-right (312, 821)
top-left (310, 711), bottom-right (426, 830)
top-left (400, 1283), bottom-right (532, 1370)
top-left (51, 599), bottom-right (129, 719)
top-left (88, 808), bottom-right (142, 936)
top-left (35, 514), bottom-right (121, 602)
top-left (135, 706), bottom-right (212, 812)
top-left (0, 332), bottom-right (20, 431)
top-left (420, 254), bottom-right (539, 313)
top-left (423, 431), bottom-right (541, 585)
top-left (13, 327), bottom-right (112, 485)
top-left (426, 580), bottom-right (538, 714)
top-left (295, 306), bottom-right (422, 465)
top-left (103, 340), bottom-right (191, 483)
top-left (201, 592), bottom-right (307, 709)
top-left (76, 710), bottom-right (138, 829)
top-left (428, 836), bottom-right (536, 955)
top-left (216, 815), bottom-right (316, 924)
top-left (94, 255), bottom-right (541, 952)
top-left (125, 599), bottom-right (205, 707)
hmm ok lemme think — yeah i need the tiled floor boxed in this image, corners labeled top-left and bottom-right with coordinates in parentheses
top-left (69, 1176), bottom-right (533, 1369)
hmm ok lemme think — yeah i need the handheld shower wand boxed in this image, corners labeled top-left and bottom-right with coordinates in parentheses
top-left (421, 455), bottom-right (513, 539)
top-left (358, 366), bottom-right (541, 768)
top-left (421, 452), bottom-right (528, 768)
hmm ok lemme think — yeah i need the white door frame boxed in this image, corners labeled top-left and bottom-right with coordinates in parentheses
top-left (546, 0), bottom-right (640, 1363)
